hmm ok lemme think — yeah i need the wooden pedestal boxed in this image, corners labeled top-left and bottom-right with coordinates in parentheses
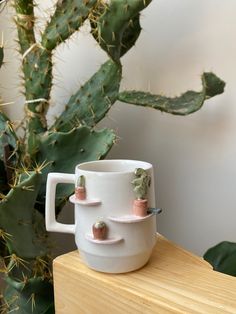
top-left (53, 235), bottom-right (236, 313)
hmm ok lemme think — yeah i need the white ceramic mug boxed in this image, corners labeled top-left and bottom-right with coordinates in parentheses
top-left (46, 159), bottom-right (157, 273)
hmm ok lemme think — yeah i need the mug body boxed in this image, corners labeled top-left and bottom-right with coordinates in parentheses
top-left (70, 159), bottom-right (157, 273)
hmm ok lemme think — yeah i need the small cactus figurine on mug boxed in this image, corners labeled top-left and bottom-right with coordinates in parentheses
top-left (92, 221), bottom-right (107, 240)
top-left (75, 175), bottom-right (86, 200)
top-left (132, 168), bottom-right (151, 217)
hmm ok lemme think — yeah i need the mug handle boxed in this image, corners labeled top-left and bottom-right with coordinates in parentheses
top-left (46, 172), bottom-right (76, 234)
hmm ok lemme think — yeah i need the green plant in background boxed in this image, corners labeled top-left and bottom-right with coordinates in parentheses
top-left (204, 242), bottom-right (236, 277)
top-left (0, 0), bottom-right (225, 312)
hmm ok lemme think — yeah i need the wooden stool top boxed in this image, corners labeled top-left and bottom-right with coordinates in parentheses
top-left (53, 234), bottom-right (236, 313)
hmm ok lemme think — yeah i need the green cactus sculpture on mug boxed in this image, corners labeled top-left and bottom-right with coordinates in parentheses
top-left (92, 221), bottom-right (107, 240)
top-left (132, 168), bottom-right (151, 217)
top-left (75, 175), bottom-right (86, 200)
top-left (0, 0), bottom-right (225, 312)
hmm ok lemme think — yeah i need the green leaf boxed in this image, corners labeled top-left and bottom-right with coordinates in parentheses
top-left (204, 241), bottom-right (236, 276)
top-left (53, 59), bottom-right (122, 132)
top-left (118, 72), bottom-right (225, 115)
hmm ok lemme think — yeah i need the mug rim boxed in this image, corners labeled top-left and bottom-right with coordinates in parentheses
top-left (76, 159), bottom-right (153, 174)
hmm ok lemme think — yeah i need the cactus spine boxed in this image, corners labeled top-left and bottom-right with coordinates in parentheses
top-left (0, 0), bottom-right (225, 312)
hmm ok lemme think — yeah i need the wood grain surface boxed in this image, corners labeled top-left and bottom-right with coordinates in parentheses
top-left (53, 235), bottom-right (236, 313)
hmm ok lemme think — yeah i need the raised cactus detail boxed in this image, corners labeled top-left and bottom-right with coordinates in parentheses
top-left (132, 168), bottom-right (151, 200)
top-left (75, 175), bottom-right (86, 200)
top-left (92, 221), bottom-right (107, 240)
top-left (0, 0), bottom-right (225, 312)
top-left (77, 175), bottom-right (85, 188)
top-left (132, 168), bottom-right (151, 217)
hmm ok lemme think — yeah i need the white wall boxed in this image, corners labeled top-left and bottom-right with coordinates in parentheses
top-left (1, 0), bottom-right (236, 256)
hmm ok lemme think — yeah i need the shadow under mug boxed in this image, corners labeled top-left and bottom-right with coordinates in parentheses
top-left (45, 159), bottom-right (157, 273)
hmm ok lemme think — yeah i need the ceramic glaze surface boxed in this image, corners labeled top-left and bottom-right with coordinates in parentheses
top-left (45, 160), bottom-right (157, 273)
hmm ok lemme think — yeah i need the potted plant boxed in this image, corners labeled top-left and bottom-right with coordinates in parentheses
top-left (0, 0), bottom-right (225, 312)
top-left (132, 168), bottom-right (151, 217)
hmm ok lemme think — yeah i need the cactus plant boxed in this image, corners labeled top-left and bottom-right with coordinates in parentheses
top-left (0, 0), bottom-right (225, 312)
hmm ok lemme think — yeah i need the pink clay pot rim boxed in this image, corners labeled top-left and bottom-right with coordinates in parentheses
top-left (134, 199), bottom-right (148, 202)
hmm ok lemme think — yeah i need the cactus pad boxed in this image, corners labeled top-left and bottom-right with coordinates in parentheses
top-left (23, 47), bottom-right (52, 136)
top-left (53, 59), bottom-right (122, 132)
top-left (36, 126), bottom-right (115, 210)
top-left (4, 276), bottom-right (54, 314)
top-left (0, 171), bottom-right (48, 258)
top-left (42, 0), bottom-right (97, 50)
top-left (90, 0), bottom-right (151, 61)
top-left (118, 72), bottom-right (225, 115)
